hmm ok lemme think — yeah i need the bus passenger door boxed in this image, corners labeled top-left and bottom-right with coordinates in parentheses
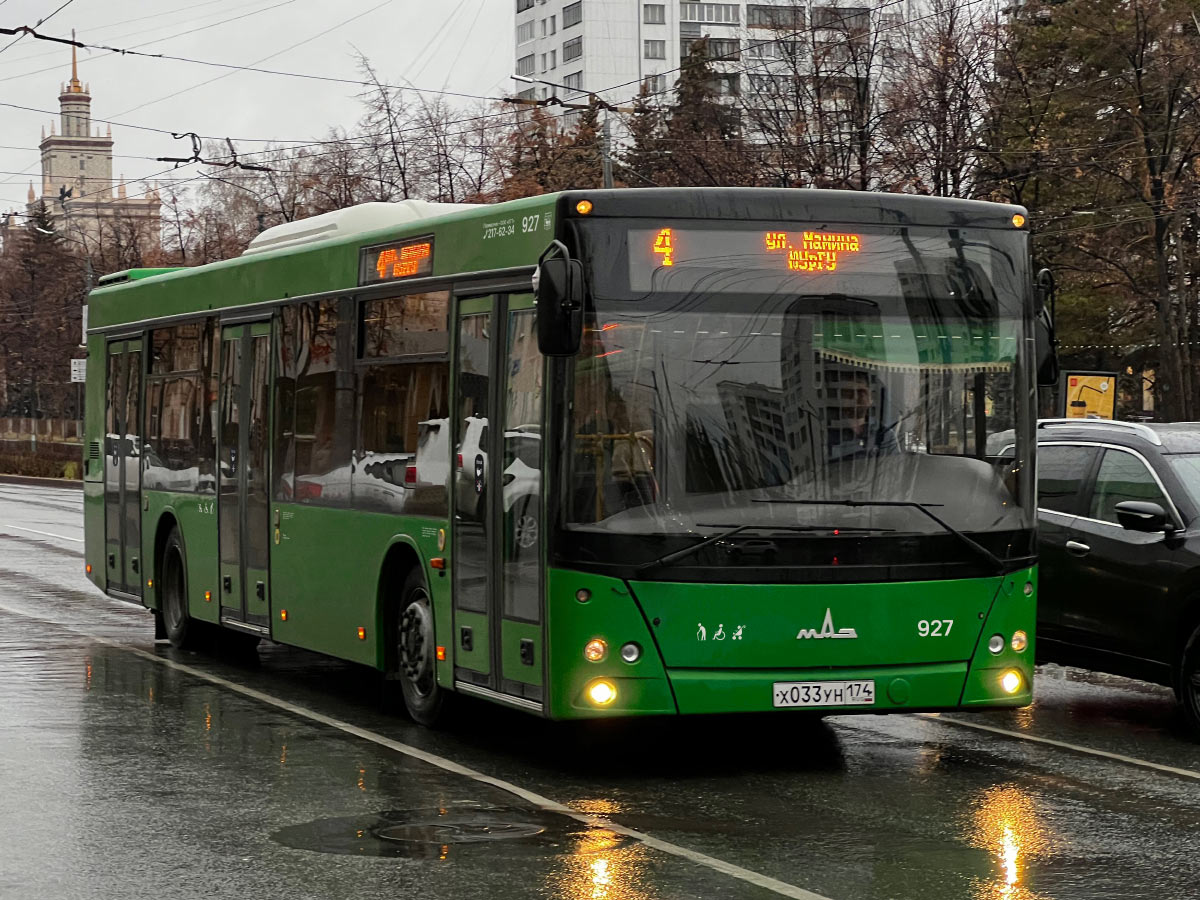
top-left (217, 322), bottom-right (272, 631)
top-left (451, 294), bottom-right (545, 709)
top-left (103, 338), bottom-right (143, 597)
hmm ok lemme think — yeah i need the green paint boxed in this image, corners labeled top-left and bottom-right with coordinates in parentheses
top-left (83, 191), bottom-right (1039, 721)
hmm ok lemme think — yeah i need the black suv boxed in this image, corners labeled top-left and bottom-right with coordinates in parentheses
top-left (1033, 419), bottom-right (1200, 733)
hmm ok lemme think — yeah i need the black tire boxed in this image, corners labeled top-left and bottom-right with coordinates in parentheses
top-left (396, 567), bottom-right (445, 726)
top-left (1179, 624), bottom-right (1200, 738)
top-left (160, 527), bottom-right (198, 650)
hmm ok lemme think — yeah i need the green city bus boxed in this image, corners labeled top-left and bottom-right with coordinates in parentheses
top-left (83, 188), bottom-right (1050, 723)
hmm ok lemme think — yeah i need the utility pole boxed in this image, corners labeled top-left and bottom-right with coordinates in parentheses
top-left (601, 115), bottom-right (614, 189)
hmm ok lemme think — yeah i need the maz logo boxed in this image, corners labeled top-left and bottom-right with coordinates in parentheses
top-left (797, 608), bottom-right (858, 640)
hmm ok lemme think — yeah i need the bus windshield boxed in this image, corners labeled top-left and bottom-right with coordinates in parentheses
top-left (561, 220), bottom-right (1035, 575)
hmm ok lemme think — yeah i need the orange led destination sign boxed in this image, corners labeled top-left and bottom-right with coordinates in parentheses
top-left (653, 227), bottom-right (675, 266)
top-left (768, 230), bottom-right (861, 273)
top-left (359, 237), bottom-right (435, 285)
top-left (644, 228), bottom-right (861, 274)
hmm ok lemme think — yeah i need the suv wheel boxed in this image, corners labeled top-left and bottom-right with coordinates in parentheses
top-left (1179, 624), bottom-right (1200, 738)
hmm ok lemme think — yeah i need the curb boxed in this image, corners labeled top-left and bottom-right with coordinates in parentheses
top-left (0, 473), bottom-right (84, 490)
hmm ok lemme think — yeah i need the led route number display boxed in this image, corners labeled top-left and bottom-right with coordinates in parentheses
top-left (647, 228), bottom-right (862, 274)
top-left (359, 237), bottom-right (435, 286)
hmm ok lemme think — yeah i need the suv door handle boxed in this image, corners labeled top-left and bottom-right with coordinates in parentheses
top-left (1066, 540), bottom-right (1091, 556)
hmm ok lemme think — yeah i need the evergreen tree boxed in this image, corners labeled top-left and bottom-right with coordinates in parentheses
top-left (661, 39), bottom-right (753, 187)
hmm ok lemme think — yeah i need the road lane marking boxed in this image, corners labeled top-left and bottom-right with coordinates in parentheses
top-left (0, 525), bottom-right (84, 543)
top-left (919, 714), bottom-right (1200, 781)
top-left (0, 598), bottom-right (829, 900)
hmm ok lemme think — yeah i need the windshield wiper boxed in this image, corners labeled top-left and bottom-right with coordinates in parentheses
top-left (753, 499), bottom-right (1006, 574)
top-left (633, 523), bottom-right (893, 573)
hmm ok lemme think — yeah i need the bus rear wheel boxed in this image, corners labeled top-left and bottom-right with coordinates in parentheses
top-left (161, 527), bottom-right (198, 650)
top-left (396, 568), bottom-right (445, 726)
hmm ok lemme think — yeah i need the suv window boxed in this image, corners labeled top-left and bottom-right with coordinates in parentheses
top-left (1038, 445), bottom-right (1098, 514)
top-left (1088, 449), bottom-right (1168, 524)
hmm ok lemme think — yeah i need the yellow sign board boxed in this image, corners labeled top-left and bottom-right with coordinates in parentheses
top-left (1064, 372), bottom-right (1117, 419)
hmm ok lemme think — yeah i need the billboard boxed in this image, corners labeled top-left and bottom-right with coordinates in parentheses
top-left (1062, 371), bottom-right (1118, 419)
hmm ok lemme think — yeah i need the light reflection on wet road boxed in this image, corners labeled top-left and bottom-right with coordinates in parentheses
top-left (1, 483), bottom-right (1199, 900)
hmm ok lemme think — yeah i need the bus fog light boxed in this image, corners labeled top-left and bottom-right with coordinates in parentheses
top-left (620, 642), bottom-right (641, 663)
top-left (584, 639), bottom-right (607, 662)
top-left (587, 680), bottom-right (616, 705)
top-left (1011, 630), bottom-right (1028, 652)
top-left (1023, 581), bottom-right (1034, 597)
top-left (988, 634), bottom-right (1005, 655)
top-left (1000, 670), bottom-right (1022, 694)
top-left (575, 589), bottom-right (591, 603)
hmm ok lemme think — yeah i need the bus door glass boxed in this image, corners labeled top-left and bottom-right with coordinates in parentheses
top-left (451, 294), bottom-right (545, 704)
top-left (104, 338), bottom-right (142, 596)
top-left (217, 322), bottom-right (272, 628)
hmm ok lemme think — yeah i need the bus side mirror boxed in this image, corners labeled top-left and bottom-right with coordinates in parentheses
top-left (536, 243), bottom-right (584, 358)
top-left (1035, 267), bottom-right (1059, 386)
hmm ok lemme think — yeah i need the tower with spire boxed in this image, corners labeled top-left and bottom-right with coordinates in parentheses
top-left (16, 32), bottom-right (160, 254)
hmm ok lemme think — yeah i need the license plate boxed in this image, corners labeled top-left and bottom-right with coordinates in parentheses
top-left (773, 680), bottom-right (876, 708)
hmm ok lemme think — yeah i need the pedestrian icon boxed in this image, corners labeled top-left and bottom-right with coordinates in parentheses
top-left (697, 623), bottom-right (707, 641)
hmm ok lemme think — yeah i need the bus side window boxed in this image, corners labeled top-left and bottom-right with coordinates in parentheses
top-left (352, 291), bottom-right (451, 515)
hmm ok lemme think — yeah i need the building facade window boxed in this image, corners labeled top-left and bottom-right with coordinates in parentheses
top-left (517, 20), bottom-right (536, 44)
top-left (644, 3), bottom-right (666, 23)
top-left (563, 1), bottom-right (583, 27)
top-left (563, 35), bottom-right (583, 62)
top-left (679, 2), bottom-right (739, 24)
top-left (682, 37), bottom-right (739, 60)
top-left (812, 6), bottom-right (869, 29)
top-left (517, 0), bottom-right (534, 12)
top-left (549, 14), bottom-right (556, 33)
top-left (562, 71), bottom-right (583, 90)
top-left (747, 4), bottom-right (804, 28)
top-left (644, 39), bottom-right (666, 59)
top-left (516, 53), bottom-right (536, 76)
top-left (550, 49), bottom-right (557, 68)
top-left (643, 73), bottom-right (667, 94)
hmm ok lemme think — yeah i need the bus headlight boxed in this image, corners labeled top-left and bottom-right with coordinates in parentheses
top-left (584, 639), bottom-right (607, 662)
top-left (1000, 670), bottom-right (1022, 694)
top-left (1011, 631), bottom-right (1028, 652)
top-left (587, 680), bottom-right (617, 706)
top-left (988, 634), bottom-right (1005, 655)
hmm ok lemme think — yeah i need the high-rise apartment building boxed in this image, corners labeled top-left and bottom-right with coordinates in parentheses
top-left (513, 1), bottom-right (907, 107)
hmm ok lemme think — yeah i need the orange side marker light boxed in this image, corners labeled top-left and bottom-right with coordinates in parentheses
top-left (204, 590), bottom-right (212, 603)
top-left (357, 626), bottom-right (367, 641)
top-left (280, 609), bottom-right (288, 622)
top-left (436, 646), bottom-right (446, 662)
top-left (85, 564), bottom-right (92, 574)
top-left (430, 557), bottom-right (446, 570)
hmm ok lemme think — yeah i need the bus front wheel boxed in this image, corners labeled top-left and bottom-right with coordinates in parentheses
top-left (396, 568), bottom-right (445, 726)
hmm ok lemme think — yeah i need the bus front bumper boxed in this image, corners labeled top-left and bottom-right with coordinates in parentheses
top-left (665, 660), bottom-right (1032, 715)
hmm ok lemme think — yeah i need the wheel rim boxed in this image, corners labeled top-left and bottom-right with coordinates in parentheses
top-left (399, 591), bottom-right (435, 700)
top-left (163, 549), bottom-right (185, 633)
top-left (515, 513), bottom-right (538, 550)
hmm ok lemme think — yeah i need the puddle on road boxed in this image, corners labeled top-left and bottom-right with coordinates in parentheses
top-left (272, 802), bottom-right (633, 860)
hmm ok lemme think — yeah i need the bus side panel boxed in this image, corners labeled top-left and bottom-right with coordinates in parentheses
top-left (141, 491), bottom-right (221, 624)
top-left (270, 505), bottom-right (446, 669)
top-left (83, 332), bottom-right (107, 591)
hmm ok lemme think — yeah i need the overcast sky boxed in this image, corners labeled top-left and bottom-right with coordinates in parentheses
top-left (0, 0), bottom-right (514, 213)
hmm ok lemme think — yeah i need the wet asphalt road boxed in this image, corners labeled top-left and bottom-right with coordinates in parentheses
top-left (2, 484), bottom-right (1200, 900)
